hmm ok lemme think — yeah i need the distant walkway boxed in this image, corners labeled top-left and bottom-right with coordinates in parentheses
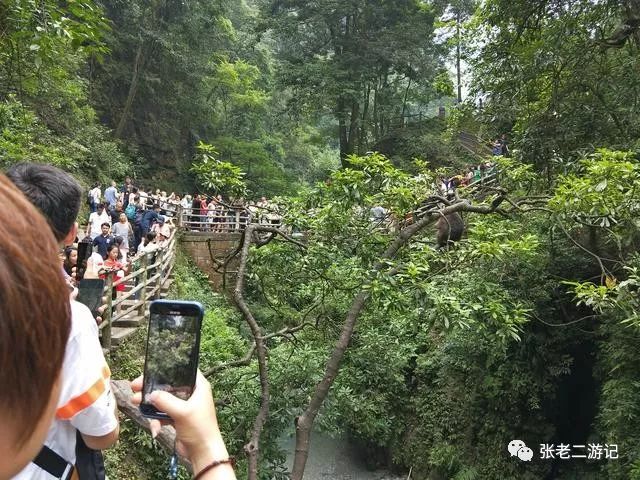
top-left (146, 199), bottom-right (282, 233)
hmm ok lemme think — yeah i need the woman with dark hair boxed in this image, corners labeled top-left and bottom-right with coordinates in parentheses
top-left (102, 244), bottom-right (128, 316)
top-left (63, 246), bottom-right (78, 277)
top-left (0, 174), bottom-right (71, 478)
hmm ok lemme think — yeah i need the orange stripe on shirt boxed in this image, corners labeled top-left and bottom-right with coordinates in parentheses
top-left (56, 365), bottom-right (111, 420)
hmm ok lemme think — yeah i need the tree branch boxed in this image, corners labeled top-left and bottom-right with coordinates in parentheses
top-left (290, 196), bottom-right (506, 479)
top-left (204, 343), bottom-right (257, 376)
top-left (231, 224), bottom-right (269, 480)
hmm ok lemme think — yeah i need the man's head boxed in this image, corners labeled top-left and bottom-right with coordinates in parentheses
top-left (115, 201), bottom-right (123, 211)
top-left (111, 181), bottom-right (116, 188)
top-left (6, 163), bottom-right (81, 244)
top-left (101, 223), bottom-right (111, 236)
top-left (0, 174), bottom-right (70, 477)
top-left (153, 204), bottom-right (161, 211)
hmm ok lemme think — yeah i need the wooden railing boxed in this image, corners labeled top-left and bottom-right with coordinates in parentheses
top-left (99, 228), bottom-right (178, 349)
top-left (141, 199), bottom-right (282, 232)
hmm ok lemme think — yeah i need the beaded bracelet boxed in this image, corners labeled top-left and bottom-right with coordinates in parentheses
top-left (193, 457), bottom-right (236, 480)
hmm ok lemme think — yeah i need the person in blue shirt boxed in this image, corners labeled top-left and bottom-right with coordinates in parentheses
top-left (140, 204), bottom-right (163, 236)
top-left (92, 223), bottom-right (114, 259)
top-left (104, 181), bottom-right (118, 209)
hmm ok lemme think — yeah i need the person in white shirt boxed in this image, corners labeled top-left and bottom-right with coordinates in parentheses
top-left (87, 203), bottom-right (111, 240)
top-left (138, 187), bottom-right (148, 208)
top-left (7, 163), bottom-right (119, 480)
top-left (0, 174), bottom-right (74, 479)
top-left (89, 183), bottom-right (101, 212)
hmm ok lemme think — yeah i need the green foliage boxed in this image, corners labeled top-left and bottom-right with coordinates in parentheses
top-left (551, 149), bottom-right (640, 230)
top-left (260, 0), bottom-right (445, 160)
top-left (471, 0), bottom-right (640, 172)
top-left (241, 153), bottom-right (576, 477)
top-left (190, 142), bottom-right (247, 198)
top-left (0, 0), bottom-right (134, 184)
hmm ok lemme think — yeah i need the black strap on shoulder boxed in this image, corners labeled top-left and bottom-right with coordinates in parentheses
top-left (33, 445), bottom-right (75, 480)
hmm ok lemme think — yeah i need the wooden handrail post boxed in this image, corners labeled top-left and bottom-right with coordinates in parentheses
top-left (176, 204), bottom-right (183, 229)
top-left (102, 275), bottom-right (114, 350)
top-left (138, 254), bottom-right (149, 317)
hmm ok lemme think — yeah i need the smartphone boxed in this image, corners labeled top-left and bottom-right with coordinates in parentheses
top-left (76, 279), bottom-right (105, 318)
top-left (140, 300), bottom-right (204, 420)
top-left (76, 239), bottom-right (93, 281)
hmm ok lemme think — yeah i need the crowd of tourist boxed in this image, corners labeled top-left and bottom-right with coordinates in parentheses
top-left (87, 180), bottom-right (282, 235)
top-left (1, 164), bottom-right (236, 480)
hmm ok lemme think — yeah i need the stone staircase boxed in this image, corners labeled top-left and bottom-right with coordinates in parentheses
top-left (101, 275), bottom-right (175, 347)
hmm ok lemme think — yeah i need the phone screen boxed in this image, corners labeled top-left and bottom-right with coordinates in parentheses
top-left (76, 240), bottom-right (93, 281)
top-left (140, 300), bottom-right (204, 419)
top-left (76, 279), bottom-right (105, 318)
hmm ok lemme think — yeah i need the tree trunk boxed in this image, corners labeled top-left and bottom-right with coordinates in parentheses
top-left (372, 84), bottom-right (379, 139)
top-left (456, 10), bottom-right (462, 104)
top-left (338, 98), bottom-right (360, 167)
top-left (347, 100), bottom-right (360, 154)
top-left (400, 74), bottom-right (412, 125)
top-left (115, 40), bottom-right (145, 138)
top-left (359, 83), bottom-right (371, 154)
top-left (233, 225), bottom-right (270, 480)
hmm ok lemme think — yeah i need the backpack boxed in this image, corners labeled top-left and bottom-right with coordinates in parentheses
top-left (125, 203), bottom-right (137, 221)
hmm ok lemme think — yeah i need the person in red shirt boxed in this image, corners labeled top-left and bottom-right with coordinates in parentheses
top-left (101, 244), bottom-right (129, 315)
top-left (200, 195), bottom-right (208, 220)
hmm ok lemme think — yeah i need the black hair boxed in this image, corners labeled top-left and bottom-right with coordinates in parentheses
top-left (153, 203), bottom-right (161, 210)
top-left (114, 236), bottom-right (124, 246)
top-left (6, 163), bottom-right (82, 242)
top-left (106, 243), bottom-right (119, 255)
top-left (144, 231), bottom-right (157, 245)
top-left (101, 222), bottom-right (111, 228)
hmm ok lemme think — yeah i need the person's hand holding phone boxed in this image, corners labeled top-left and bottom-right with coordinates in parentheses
top-left (130, 371), bottom-right (235, 479)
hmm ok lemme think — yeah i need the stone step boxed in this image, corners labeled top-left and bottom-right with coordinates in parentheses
top-left (112, 314), bottom-right (145, 328)
top-left (110, 327), bottom-right (138, 346)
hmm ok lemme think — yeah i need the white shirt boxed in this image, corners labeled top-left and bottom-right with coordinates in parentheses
top-left (89, 187), bottom-right (101, 204)
top-left (88, 252), bottom-right (105, 275)
top-left (88, 211), bottom-right (111, 239)
top-left (138, 241), bottom-right (160, 254)
top-left (13, 302), bottom-right (118, 480)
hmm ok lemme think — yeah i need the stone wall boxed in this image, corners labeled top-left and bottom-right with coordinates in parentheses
top-left (180, 232), bottom-right (242, 291)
